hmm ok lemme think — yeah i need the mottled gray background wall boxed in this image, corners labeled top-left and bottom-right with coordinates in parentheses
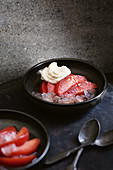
top-left (0, 0), bottom-right (113, 84)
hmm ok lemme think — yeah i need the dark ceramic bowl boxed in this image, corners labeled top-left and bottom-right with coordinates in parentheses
top-left (23, 58), bottom-right (107, 115)
top-left (0, 109), bottom-right (50, 170)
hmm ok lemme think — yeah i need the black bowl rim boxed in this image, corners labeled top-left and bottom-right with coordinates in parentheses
top-left (0, 109), bottom-right (50, 169)
top-left (23, 58), bottom-right (108, 107)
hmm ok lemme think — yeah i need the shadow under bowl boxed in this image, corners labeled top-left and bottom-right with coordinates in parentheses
top-left (23, 58), bottom-right (107, 116)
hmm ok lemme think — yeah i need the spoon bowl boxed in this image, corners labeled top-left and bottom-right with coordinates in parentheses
top-left (94, 130), bottom-right (113, 147)
top-left (78, 118), bottom-right (100, 145)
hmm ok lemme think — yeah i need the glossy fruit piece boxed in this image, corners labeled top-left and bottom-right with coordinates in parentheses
top-left (1, 138), bottom-right (40, 156)
top-left (73, 75), bottom-right (87, 83)
top-left (0, 126), bottom-right (17, 145)
top-left (0, 127), bottom-right (29, 148)
top-left (40, 81), bottom-right (47, 93)
top-left (0, 155), bottom-right (36, 167)
top-left (0, 126), bottom-right (17, 155)
top-left (64, 81), bottom-right (97, 96)
top-left (55, 74), bottom-right (76, 96)
top-left (0, 130), bottom-right (17, 148)
top-left (0, 126), bottom-right (17, 135)
top-left (47, 82), bottom-right (55, 93)
top-left (15, 127), bottom-right (29, 146)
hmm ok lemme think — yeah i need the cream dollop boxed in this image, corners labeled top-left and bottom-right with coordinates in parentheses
top-left (41, 62), bottom-right (71, 84)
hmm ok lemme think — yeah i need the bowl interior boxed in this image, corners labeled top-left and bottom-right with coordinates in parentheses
top-left (24, 58), bottom-right (107, 102)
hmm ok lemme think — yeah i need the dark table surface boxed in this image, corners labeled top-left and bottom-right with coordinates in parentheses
top-left (0, 73), bottom-right (113, 170)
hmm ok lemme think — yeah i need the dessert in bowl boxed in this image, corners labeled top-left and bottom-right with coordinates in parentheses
top-left (23, 58), bottom-right (107, 114)
top-left (33, 62), bottom-right (97, 104)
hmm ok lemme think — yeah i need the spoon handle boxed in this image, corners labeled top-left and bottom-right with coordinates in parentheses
top-left (66, 148), bottom-right (84, 170)
top-left (45, 145), bottom-right (83, 165)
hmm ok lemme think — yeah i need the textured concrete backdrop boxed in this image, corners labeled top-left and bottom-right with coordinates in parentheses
top-left (0, 0), bottom-right (113, 84)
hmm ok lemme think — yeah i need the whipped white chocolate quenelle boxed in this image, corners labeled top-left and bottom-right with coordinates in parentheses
top-left (41, 62), bottom-right (71, 84)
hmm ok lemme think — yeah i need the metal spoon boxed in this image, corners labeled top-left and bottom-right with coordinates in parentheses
top-left (94, 129), bottom-right (113, 146)
top-left (66, 148), bottom-right (83, 170)
top-left (67, 129), bottom-right (113, 170)
top-left (45, 118), bottom-right (100, 165)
